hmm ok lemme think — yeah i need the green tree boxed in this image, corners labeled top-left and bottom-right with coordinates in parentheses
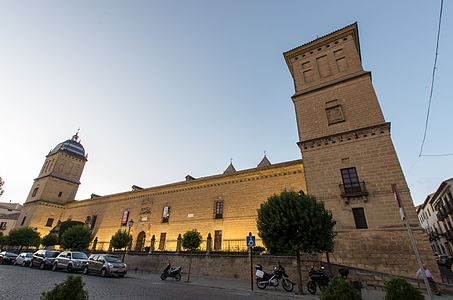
top-left (257, 190), bottom-right (336, 294)
top-left (41, 275), bottom-right (88, 300)
top-left (109, 230), bottom-right (132, 251)
top-left (320, 277), bottom-right (362, 300)
top-left (0, 232), bottom-right (7, 248)
top-left (41, 233), bottom-right (59, 249)
top-left (384, 278), bottom-right (424, 300)
top-left (182, 229), bottom-right (202, 282)
top-left (7, 227), bottom-right (41, 251)
top-left (60, 225), bottom-right (92, 251)
top-left (53, 220), bottom-right (85, 242)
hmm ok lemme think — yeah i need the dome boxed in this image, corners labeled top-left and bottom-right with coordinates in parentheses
top-left (49, 132), bottom-right (86, 159)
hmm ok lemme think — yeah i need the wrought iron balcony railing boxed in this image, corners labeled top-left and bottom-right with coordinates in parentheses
top-left (339, 182), bottom-right (368, 198)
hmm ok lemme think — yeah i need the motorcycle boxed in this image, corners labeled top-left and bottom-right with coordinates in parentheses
top-left (307, 266), bottom-right (350, 294)
top-left (160, 262), bottom-right (182, 281)
top-left (255, 264), bottom-right (294, 292)
top-left (307, 266), bottom-right (329, 294)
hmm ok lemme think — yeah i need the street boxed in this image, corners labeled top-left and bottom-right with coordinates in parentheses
top-left (0, 264), bottom-right (307, 300)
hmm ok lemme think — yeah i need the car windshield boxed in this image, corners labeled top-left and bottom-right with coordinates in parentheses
top-left (6, 253), bottom-right (17, 257)
top-left (25, 253), bottom-right (33, 258)
top-left (72, 252), bottom-right (88, 259)
top-left (104, 255), bottom-right (121, 263)
top-left (45, 251), bottom-right (60, 258)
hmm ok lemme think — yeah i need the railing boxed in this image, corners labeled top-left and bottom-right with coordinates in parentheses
top-left (339, 182), bottom-right (368, 198)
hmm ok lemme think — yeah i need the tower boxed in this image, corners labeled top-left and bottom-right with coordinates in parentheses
top-left (283, 23), bottom-right (435, 276)
top-left (17, 132), bottom-right (87, 234)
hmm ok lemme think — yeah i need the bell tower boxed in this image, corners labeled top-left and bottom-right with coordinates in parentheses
top-left (17, 132), bottom-right (87, 234)
top-left (283, 23), bottom-right (436, 277)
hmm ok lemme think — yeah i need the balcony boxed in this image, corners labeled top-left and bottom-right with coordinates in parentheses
top-left (214, 213), bottom-right (223, 219)
top-left (339, 182), bottom-right (368, 198)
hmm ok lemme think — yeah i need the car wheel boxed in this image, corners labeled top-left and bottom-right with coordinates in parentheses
top-left (101, 268), bottom-right (107, 277)
top-left (83, 266), bottom-right (89, 275)
top-left (67, 264), bottom-right (73, 273)
top-left (52, 263), bottom-right (58, 272)
top-left (39, 262), bottom-right (45, 270)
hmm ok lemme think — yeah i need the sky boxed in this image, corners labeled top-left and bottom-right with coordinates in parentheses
top-left (0, 1), bottom-right (452, 206)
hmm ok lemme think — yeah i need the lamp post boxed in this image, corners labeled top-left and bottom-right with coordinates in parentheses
top-left (122, 219), bottom-right (134, 262)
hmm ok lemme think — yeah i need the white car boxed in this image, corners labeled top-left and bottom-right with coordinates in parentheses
top-left (14, 252), bottom-right (33, 267)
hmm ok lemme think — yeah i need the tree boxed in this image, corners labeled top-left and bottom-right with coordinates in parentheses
top-left (7, 227), bottom-right (41, 251)
top-left (320, 277), bottom-right (362, 300)
top-left (384, 278), bottom-right (424, 300)
top-left (182, 229), bottom-right (202, 283)
top-left (257, 190), bottom-right (336, 294)
top-left (0, 232), bottom-right (7, 248)
top-left (60, 225), bottom-right (92, 251)
top-left (0, 177), bottom-right (4, 197)
top-left (110, 230), bottom-right (132, 251)
top-left (52, 220), bottom-right (85, 242)
top-left (41, 234), bottom-right (59, 249)
top-left (41, 275), bottom-right (88, 300)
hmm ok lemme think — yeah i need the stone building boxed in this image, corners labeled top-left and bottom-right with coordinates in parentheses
top-left (16, 23), bottom-right (436, 278)
top-left (0, 202), bottom-right (22, 236)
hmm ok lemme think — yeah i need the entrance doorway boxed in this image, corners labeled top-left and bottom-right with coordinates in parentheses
top-left (135, 231), bottom-right (146, 252)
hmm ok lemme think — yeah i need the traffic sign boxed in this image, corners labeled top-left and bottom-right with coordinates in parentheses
top-left (246, 235), bottom-right (256, 248)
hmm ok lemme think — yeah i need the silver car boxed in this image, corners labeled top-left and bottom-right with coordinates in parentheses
top-left (83, 254), bottom-right (127, 277)
top-left (52, 251), bottom-right (88, 272)
top-left (14, 252), bottom-right (33, 267)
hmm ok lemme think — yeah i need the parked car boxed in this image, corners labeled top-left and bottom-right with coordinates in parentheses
top-left (0, 251), bottom-right (18, 265)
top-left (14, 252), bottom-right (33, 267)
top-left (53, 251), bottom-right (88, 272)
top-left (30, 250), bottom-right (60, 270)
top-left (83, 254), bottom-right (127, 277)
top-left (437, 255), bottom-right (452, 267)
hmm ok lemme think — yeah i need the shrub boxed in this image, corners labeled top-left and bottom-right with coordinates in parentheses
top-left (60, 225), bottom-right (92, 251)
top-left (110, 230), bottom-right (132, 250)
top-left (40, 275), bottom-right (88, 300)
top-left (320, 277), bottom-right (362, 300)
top-left (384, 277), bottom-right (424, 300)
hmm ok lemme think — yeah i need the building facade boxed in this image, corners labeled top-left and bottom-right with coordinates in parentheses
top-left (417, 178), bottom-right (453, 256)
top-left (0, 202), bottom-right (22, 236)
top-left (16, 23), bottom-right (436, 278)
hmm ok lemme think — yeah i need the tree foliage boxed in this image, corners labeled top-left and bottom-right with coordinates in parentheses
top-left (0, 177), bottom-right (4, 197)
top-left (182, 229), bottom-right (202, 252)
top-left (42, 234), bottom-right (59, 248)
top-left (321, 277), bottom-right (362, 300)
top-left (384, 278), bottom-right (424, 300)
top-left (60, 225), bottom-right (92, 251)
top-left (40, 275), bottom-right (88, 300)
top-left (0, 233), bottom-right (7, 247)
top-left (110, 230), bottom-right (132, 250)
top-left (53, 220), bottom-right (85, 239)
top-left (7, 227), bottom-right (41, 249)
top-left (257, 190), bottom-right (336, 255)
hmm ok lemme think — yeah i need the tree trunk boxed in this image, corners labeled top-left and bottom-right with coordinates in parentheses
top-left (296, 251), bottom-right (304, 294)
top-left (326, 252), bottom-right (332, 276)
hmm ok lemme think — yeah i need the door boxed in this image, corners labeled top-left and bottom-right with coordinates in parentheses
top-left (135, 231), bottom-right (146, 252)
top-left (214, 230), bottom-right (222, 251)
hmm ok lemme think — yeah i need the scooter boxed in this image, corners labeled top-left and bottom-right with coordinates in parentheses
top-left (255, 264), bottom-right (294, 292)
top-left (160, 262), bottom-right (182, 281)
top-left (307, 266), bottom-right (329, 294)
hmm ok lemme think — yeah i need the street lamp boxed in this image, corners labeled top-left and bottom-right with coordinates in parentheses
top-left (122, 219), bottom-right (134, 262)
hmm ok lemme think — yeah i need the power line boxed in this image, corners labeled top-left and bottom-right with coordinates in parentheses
top-left (419, 0), bottom-right (446, 157)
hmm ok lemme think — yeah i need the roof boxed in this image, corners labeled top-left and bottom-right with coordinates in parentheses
top-left (429, 177), bottom-right (453, 205)
top-left (48, 132), bottom-right (86, 160)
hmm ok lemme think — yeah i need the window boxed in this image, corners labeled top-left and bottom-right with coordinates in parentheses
top-left (162, 206), bottom-right (170, 223)
top-left (158, 233), bottom-right (166, 251)
top-left (214, 230), bottom-right (222, 251)
top-left (0, 222), bottom-right (7, 230)
top-left (352, 208), bottom-right (368, 229)
top-left (214, 201), bottom-right (224, 219)
top-left (45, 218), bottom-right (54, 227)
top-left (32, 187), bottom-right (39, 197)
top-left (340, 167), bottom-right (367, 197)
top-left (58, 192), bottom-right (63, 197)
top-left (20, 216), bottom-right (26, 226)
top-left (325, 100), bottom-right (345, 125)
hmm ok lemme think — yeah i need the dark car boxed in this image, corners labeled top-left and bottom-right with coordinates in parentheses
top-left (0, 251), bottom-right (18, 265)
top-left (53, 251), bottom-right (88, 272)
top-left (83, 254), bottom-right (127, 277)
top-left (30, 250), bottom-right (60, 270)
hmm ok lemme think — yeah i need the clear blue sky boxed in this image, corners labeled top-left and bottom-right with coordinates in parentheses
top-left (0, 1), bottom-right (452, 206)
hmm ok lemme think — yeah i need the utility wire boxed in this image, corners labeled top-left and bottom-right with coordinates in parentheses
top-left (419, 0), bottom-right (446, 157)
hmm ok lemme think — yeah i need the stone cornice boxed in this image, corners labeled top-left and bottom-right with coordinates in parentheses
top-left (24, 200), bottom-right (65, 209)
top-left (34, 173), bottom-right (81, 185)
top-left (298, 123), bottom-right (391, 151)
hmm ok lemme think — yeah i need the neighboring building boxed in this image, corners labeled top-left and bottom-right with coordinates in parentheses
top-left (0, 202), bottom-right (22, 235)
top-left (417, 178), bottom-right (453, 255)
top-left (16, 23), bottom-right (436, 278)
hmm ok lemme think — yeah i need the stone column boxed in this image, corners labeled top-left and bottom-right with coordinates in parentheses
top-left (149, 235), bottom-right (155, 254)
top-left (206, 233), bottom-right (212, 255)
top-left (176, 234), bottom-right (182, 254)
